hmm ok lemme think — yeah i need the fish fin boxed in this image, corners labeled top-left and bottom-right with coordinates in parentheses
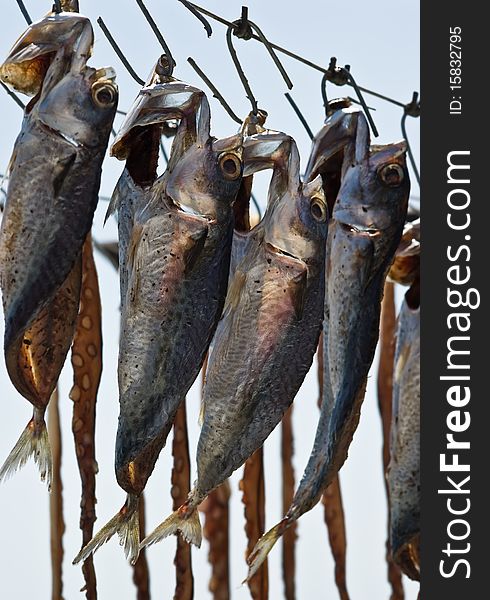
top-left (140, 504), bottom-right (202, 549)
top-left (0, 417), bottom-right (52, 489)
top-left (394, 342), bottom-right (411, 382)
top-left (245, 521), bottom-right (284, 582)
top-left (104, 188), bottom-right (121, 225)
top-left (289, 267), bottom-right (308, 321)
top-left (73, 495), bottom-right (140, 565)
top-left (183, 226), bottom-right (208, 274)
top-left (198, 399), bottom-right (205, 426)
top-left (222, 269), bottom-right (247, 319)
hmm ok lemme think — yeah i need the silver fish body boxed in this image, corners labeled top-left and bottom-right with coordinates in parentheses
top-left (0, 12), bottom-right (117, 487)
top-left (388, 297), bottom-right (420, 580)
top-left (246, 124), bottom-right (410, 580)
top-left (0, 13), bottom-right (117, 394)
top-left (292, 137), bottom-right (410, 517)
top-left (112, 79), bottom-right (244, 495)
top-left (138, 132), bottom-right (327, 552)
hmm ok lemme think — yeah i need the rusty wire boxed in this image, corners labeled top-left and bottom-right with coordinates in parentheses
top-left (14, 0), bottom-right (31, 23)
top-left (188, 57), bottom-right (242, 124)
top-left (178, 0), bottom-right (212, 37)
top-left (401, 92), bottom-right (421, 186)
top-left (0, 81), bottom-right (24, 109)
top-left (226, 6), bottom-right (292, 116)
top-left (135, 0), bottom-right (175, 69)
top-left (97, 17), bottom-right (145, 85)
top-left (284, 92), bottom-right (314, 141)
top-left (187, 2), bottom-right (412, 108)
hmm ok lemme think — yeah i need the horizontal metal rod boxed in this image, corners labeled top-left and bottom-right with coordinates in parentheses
top-left (187, 2), bottom-right (408, 108)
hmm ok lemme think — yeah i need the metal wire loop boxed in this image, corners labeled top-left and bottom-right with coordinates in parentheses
top-left (284, 93), bottom-right (314, 141)
top-left (15, 0), bottom-right (32, 24)
top-left (178, 0), bottom-right (213, 37)
top-left (401, 112), bottom-right (420, 186)
top-left (135, 0), bottom-right (176, 70)
top-left (97, 17), bottom-right (145, 86)
top-left (226, 8), bottom-right (293, 115)
top-left (187, 57), bottom-right (242, 124)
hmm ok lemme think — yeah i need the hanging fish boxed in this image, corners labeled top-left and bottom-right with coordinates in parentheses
top-left (247, 122), bottom-right (410, 578)
top-left (140, 131), bottom-right (328, 551)
top-left (388, 287), bottom-right (420, 581)
top-left (0, 11), bottom-right (118, 486)
top-left (304, 98), bottom-right (365, 217)
top-left (74, 60), bottom-right (246, 565)
top-left (388, 218), bottom-right (420, 286)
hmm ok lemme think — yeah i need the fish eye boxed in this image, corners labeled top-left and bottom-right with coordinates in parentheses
top-left (91, 81), bottom-right (117, 108)
top-left (218, 153), bottom-right (242, 181)
top-left (310, 197), bottom-right (327, 223)
top-left (379, 163), bottom-right (404, 187)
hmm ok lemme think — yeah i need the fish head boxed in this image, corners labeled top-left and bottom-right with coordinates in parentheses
top-left (265, 173), bottom-right (328, 264)
top-left (0, 12), bottom-right (93, 96)
top-left (304, 100), bottom-right (367, 215)
top-left (35, 65), bottom-right (118, 148)
top-left (164, 132), bottom-right (244, 219)
top-left (334, 141), bottom-right (410, 271)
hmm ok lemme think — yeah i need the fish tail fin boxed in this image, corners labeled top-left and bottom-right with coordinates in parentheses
top-left (0, 416), bottom-right (52, 488)
top-left (73, 494), bottom-right (140, 565)
top-left (245, 519), bottom-right (288, 582)
top-left (141, 502), bottom-right (202, 549)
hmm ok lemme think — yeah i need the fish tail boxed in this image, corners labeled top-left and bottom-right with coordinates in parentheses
top-left (141, 502), bottom-right (202, 549)
top-left (0, 414), bottom-right (52, 489)
top-left (73, 494), bottom-right (140, 565)
top-left (245, 518), bottom-right (289, 582)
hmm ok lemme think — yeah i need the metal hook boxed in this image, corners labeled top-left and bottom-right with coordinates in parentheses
top-left (15, 0), bottom-right (32, 24)
top-left (321, 57), bottom-right (378, 137)
top-left (401, 92), bottom-right (420, 186)
top-left (97, 17), bottom-right (145, 85)
top-left (226, 6), bottom-right (293, 115)
top-left (1, 81), bottom-right (25, 110)
top-left (187, 57), bottom-right (242, 124)
top-left (178, 0), bottom-right (212, 37)
top-left (135, 0), bottom-right (176, 71)
top-left (284, 93), bottom-right (314, 141)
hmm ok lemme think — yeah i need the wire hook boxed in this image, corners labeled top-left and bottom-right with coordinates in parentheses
top-left (226, 6), bottom-right (293, 115)
top-left (97, 17), bottom-right (145, 85)
top-left (14, 0), bottom-right (32, 24)
top-left (178, 0), bottom-right (212, 37)
top-left (401, 91), bottom-right (420, 186)
top-left (135, 0), bottom-right (176, 71)
top-left (321, 57), bottom-right (378, 137)
top-left (187, 57), bottom-right (242, 124)
top-left (284, 93), bottom-right (314, 141)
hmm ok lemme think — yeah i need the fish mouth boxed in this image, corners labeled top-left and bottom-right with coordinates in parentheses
top-left (265, 242), bottom-right (300, 261)
top-left (0, 13), bottom-right (93, 96)
top-left (167, 193), bottom-right (216, 224)
top-left (339, 221), bottom-right (381, 238)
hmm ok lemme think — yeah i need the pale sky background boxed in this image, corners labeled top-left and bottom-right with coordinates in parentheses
top-left (0, 1), bottom-right (420, 598)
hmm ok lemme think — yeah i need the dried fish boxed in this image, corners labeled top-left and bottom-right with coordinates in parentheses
top-left (247, 120), bottom-right (410, 578)
top-left (388, 288), bottom-right (420, 581)
top-left (0, 12), bottom-right (117, 485)
top-left (75, 62), bottom-right (243, 565)
top-left (141, 130), bottom-right (327, 551)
